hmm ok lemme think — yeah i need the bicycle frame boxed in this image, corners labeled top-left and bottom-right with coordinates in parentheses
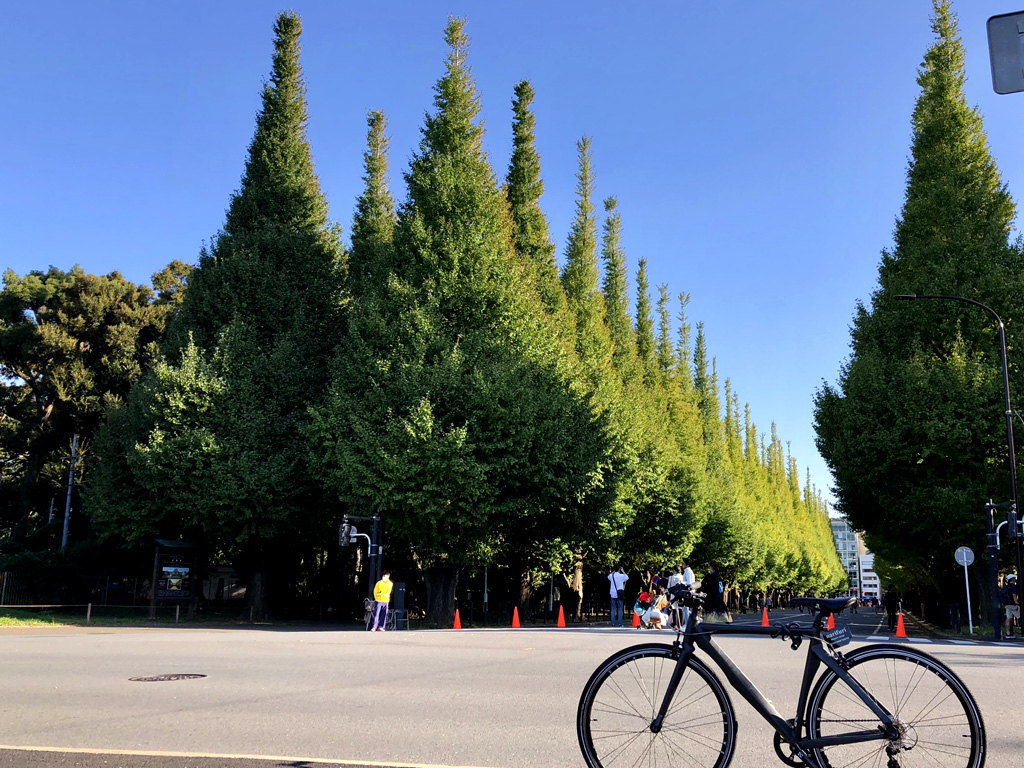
top-left (651, 608), bottom-right (898, 760)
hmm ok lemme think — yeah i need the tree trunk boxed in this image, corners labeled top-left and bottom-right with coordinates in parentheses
top-left (566, 552), bottom-right (584, 621)
top-left (425, 564), bottom-right (460, 628)
top-left (518, 570), bottom-right (535, 621)
top-left (243, 567), bottom-right (272, 623)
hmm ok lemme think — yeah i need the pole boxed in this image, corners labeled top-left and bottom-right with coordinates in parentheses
top-left (375, 515), bottom-right (383, 587)
top-left (149, 544), bottom-right (160, 620)
top-left (987, 500), bottom-right (1002, 640)
top-left (60, 434), bottom-right (78, 552)
top-left (963, 560), bottom-right (973, 634)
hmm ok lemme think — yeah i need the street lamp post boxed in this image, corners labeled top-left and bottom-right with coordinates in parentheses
top-left (895, 294), bottom-right (1022, 639)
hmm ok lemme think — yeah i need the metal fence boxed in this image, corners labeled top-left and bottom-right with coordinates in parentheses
top-left (0, 572), bottom-right (32, 606)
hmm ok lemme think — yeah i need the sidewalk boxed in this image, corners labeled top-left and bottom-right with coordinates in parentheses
top-left (900, 609), bottom-right (1024, 644)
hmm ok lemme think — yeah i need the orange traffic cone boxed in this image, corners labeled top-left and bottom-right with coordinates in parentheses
top-left (512, 606), bottom-right (521, 628)
top-left (896, 612), bottom-right (907, 638)
top-left (557, 605), bottom-right (566, 628)
top-left (761, 607), bottom-right (770, 627)
top-left (827, 613), bottom-right (835, 630)
top-left (453, 609), bottom-right (462, 630)
top-left (632, 608), bottom-right (641, 628)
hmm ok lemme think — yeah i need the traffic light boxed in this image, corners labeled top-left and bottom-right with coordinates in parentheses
top-left (339, 517), bottom-right (353, 547)
top-left (1009, 508), bottom-right (1019, 539)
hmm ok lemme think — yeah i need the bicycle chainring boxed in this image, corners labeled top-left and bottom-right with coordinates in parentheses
top-left (773, 720), bottom-right (807, 767)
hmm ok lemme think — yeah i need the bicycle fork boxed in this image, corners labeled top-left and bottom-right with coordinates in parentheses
top-left (648, 638), bottom-right (695, 734)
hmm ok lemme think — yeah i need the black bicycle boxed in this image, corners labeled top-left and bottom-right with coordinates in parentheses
top-left (577, 587), bottom-right (985, 768)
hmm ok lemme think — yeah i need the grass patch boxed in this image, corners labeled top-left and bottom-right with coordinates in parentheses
top-left (0, 609), bottom-right (63, 627)
top-left (0, 606), bottom-right (369, 629)
top-left (0, 606), bottom-right (249, 627)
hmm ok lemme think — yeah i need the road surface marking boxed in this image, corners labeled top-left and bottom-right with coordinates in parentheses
top-left (0, 746), bottom-right (489, 768)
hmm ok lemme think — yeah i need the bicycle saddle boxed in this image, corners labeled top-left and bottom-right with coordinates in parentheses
top-left (790, 596), bottom-right (857, 614)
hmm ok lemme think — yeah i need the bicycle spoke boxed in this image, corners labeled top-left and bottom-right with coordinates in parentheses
top-left (580, 647), bottom-right (733, 768)
top-left (808, 649), bottom-right (983, 768)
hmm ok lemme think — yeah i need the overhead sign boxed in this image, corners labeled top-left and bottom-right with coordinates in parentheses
top-left (988, 11), bottom-right (1024, 94)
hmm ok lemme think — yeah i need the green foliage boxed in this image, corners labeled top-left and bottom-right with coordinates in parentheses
top-left (506, 81), bottom-right (564, 317)
top-left (0, 264), bottom-right (183, 541)
top-left (600, 197), bottom-right (640, 384)
top-left (86, 12), bottom-right (345, 619)
top-left (309, 18), bottom-right (606, 625)
top-left (350, 110), bottom-right (397, 299)
top-left (815, 0), bottom-right (1024, 593)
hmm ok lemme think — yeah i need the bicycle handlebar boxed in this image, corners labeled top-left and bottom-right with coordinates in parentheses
top-left (667, 583), bottom-right (706, 608)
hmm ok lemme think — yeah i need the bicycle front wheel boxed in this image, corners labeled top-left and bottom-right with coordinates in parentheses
top-left (807, 644), bottom-right (985, 768)
top-left (577, 643), bottom-right (736, 768)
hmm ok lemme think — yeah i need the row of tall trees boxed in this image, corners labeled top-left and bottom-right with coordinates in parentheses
top-left (815, 0), bottom-right (1024, 603)
top-left (3, 12), bottom-right (845, 623)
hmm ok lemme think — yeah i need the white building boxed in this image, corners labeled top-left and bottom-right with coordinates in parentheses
top-left (859, 553), bottom-right (880, 601)
top-left (830, 517), bottom-right (877, 598)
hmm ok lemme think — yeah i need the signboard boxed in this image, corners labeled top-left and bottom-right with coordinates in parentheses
top-left (988, 11), bottom-right (1024, 94)
top-left (823, 625), bottom-right (852, 648)
top-left (156, 552), bottom-right (195, 600)
top-left (955, 546), bottom-right (975, 567)
top-left (955, 546), bottom-right (975, 634)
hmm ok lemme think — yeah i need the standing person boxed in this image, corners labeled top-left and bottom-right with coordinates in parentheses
top-left (608, 566), bottom-right (629, 627)
top-left (884, 587), bottom-right (900, 632)
top-left (705, 562), bottom-right (730, 623)
top-left (669, 560), bottom-right (696, 624)
top-left (667, 564), bottom-right (684, 591)
top-left (1002, 574), bottom-right (1019, 639)
top-left (681, 558), bottom-right (695, 590)
top-left (371, 571), bottom-right (393, 631)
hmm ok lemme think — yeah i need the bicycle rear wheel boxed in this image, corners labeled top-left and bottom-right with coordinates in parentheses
top-left (807, 644), bottom-right (985, 768)
top-left (577, 643), bottom-right (736, 768)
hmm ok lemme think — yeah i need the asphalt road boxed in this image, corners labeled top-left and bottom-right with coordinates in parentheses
top-left (2, 611), bottom-right (1021, 768)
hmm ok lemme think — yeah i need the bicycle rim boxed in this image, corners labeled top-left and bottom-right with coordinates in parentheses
top-left (577, 644), bottom-right (736, 768)
top-left (808, 646), bottom-right (985, 768)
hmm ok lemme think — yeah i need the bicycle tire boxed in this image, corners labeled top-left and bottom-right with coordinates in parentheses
top-left (807, 644), bottom-right (985, 768)
top-left (577, 643), bottom-right (737, 768)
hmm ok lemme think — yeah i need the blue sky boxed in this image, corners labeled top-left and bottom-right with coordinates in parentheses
top-left (3, 1), bottom-right (1024, 504)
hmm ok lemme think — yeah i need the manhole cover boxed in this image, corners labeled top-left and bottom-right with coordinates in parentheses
top-left (129, 674), bottom-right (207, 682)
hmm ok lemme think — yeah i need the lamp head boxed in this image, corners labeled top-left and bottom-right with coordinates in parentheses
top-left (894, 294), bottom-right (918, 301)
